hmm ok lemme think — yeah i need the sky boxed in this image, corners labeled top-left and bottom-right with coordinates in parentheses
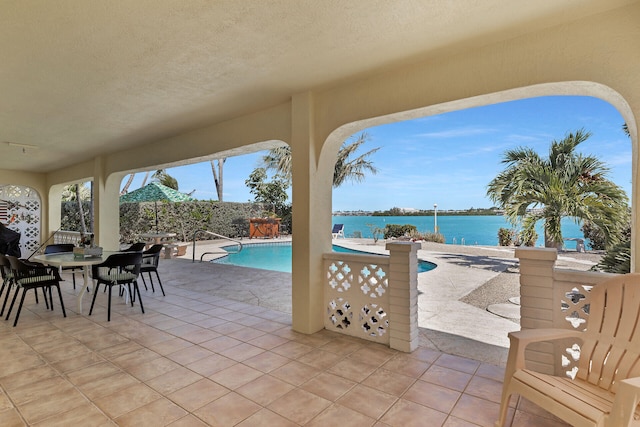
top-left (121, 95), bottom-right (631, 212)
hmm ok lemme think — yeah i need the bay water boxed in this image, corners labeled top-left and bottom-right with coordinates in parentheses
top-left (332, 215), bottom-right (586, 249)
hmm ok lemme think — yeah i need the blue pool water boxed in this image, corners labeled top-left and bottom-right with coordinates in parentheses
top-left (213, 242), bottom-right (436, 273)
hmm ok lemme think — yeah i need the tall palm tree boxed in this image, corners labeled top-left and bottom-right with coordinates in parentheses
top-left (486, 129), bottom-right (628, 249)
top-left (151, 169), bottom-right (179, 190)
top-left (262, 132), bottom-right (379, 187)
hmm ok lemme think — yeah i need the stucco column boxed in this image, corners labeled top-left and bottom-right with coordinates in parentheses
top-left (386, 241), bottom-right (420, 352)
top-left (290, 92), bottom-right (333, 334)
top-left (93, 158), bottom-right (121, 251)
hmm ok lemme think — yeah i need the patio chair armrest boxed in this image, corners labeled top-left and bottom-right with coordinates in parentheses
top-left (609, 376), bottom-right (640, 425)
top-left (505, 328), bottom-right (583, 374)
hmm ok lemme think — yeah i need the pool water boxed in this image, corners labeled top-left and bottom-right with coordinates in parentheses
top-left (213, 242), bottom-right (436, 273)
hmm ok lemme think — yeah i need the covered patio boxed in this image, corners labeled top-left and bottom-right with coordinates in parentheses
top-left (0, 260), bottom-right (568, 426)
top-left (1, 1), bottom-right (639, 425)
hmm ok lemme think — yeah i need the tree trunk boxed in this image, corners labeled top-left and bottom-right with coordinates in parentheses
top-left (211, 158), bottom-right (225, 201)
top-left (76, 184), bottom-right (87, 234)
top-left (120, 174), bottom-right (135, 195)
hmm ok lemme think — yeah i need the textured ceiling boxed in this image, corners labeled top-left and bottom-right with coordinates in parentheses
top-left (0, 0), bottom-right (633, 172)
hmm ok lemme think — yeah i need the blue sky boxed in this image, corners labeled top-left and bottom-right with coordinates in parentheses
top-left (122, 96), bottom-right (631, 211)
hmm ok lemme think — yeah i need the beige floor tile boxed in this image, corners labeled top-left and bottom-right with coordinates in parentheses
top-left (66, 361), bottom-right (121, 386)
top-left (126, 356), bottom-right (182, 381)
top-left (198, 335), bottom-right (243, 352)
top-left (337, 383), bottom-right (398, 419)
top-left (0, 365), bottom-right (59, 391)
top-left (115, 397), bottom-right (188, 426)
top-left (450, 394), bottom-right (501, 427)
top-left (463, 375), bottom-right (504, 404)
top-left (218, 342), bottom-right (265, 362)
top-left (421, 364), bottom-right (473, 392)
top-left (243, 350), bottom-right (290, 373)
top-left (145, 337), bottom-right (194, 355)
top-left (236, 374), bottom-right (295, 406)
top-left (443, 415), bottom-right (483, 426)
top-left (145, 366), bottom-right (203, 395)
top-left (271, 360), bottom-right (320, 386)
top-left (247, 333), bottom-right (289, 350)
top-left (268, 389), bottom-right (332, 425)
top-left (194, 392), bottom-right (261, 426)
top-left (227, 326), bottom-right (267, 341)
top-left (209, 363), bottom-right (264, 390)
top-left (167, 414), bottom-right (209, 426)
top-left (0, 407), bottom-right (27, 427)
top-left (271, 340), bottom-right (314, 359)
top-left (297, 348), bottom-right (343, 370)
top-left (301, 371), bottom-right (356, 401)
top-left (165, 345), bottom-right (213, 365)
top-left (31, 401), bottom-right (112, 427)
top-left (78, 371), bottom-right (140, 400)
top-left (94, 382), bottom-right (161, 419)
top-left (236, 408), bottom-right (299, 427)
top-left (168, 378), bottom-right (229, 412)
top-left (7, 376), bottom-right (74, 406)
top-left (111, 347), bottom-right (161, 370)
top-left (403, 380), bottom-right (461, 414)
top-left (382, 353), bottom-right (431, 378)
top-left (435, 354), bottom-right (481, 375)
top-left (328, 357), bottom-right (378, 382)
top-left (511, 410), bottom-right (571, 427)
top-left (380, 399), bottom-right (448, 427)
top-left (306, 404), bottom-right (376, 427)
top-left (362, 368), bottom-right (416, 396)
top-left (19, 388), bottom-right (87, 425)
top-left (185, 353), bottom-right (237, 376)
top-left (51, 350), bottom-right (105, 373)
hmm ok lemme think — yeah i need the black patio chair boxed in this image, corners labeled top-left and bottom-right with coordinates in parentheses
top-left (5, 255), bottom-right (66, 327)
top-left (122, 242), bottom-right (146, 252)
top-left (89, 252), bottom-right (144, 321)
top-left (44, 243), bottom-right (80, 289)
top-left (140, 244), bottom-right (165, 296)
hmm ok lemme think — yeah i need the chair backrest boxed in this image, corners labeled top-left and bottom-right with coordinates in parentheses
top-left (123, 242), bottom-right (146, 252)
top-left (332, 224), bottom-right (344, 233)
top-left (44, 243), bottom-right (75, 254)
top-left (0, 253), bottom-right (11, 279)
top-left (93, 252), bottom-right (143, 277)
top-left (576, 273), bottom-right (640, 393)
top-left (142, 244), bottom-right (163, 267)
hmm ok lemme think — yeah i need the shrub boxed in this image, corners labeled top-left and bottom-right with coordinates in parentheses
top-left (418, 232), bottom-right (445, 243)
top-left (498, 228), bottom-right (515, 246)
top-left (592, 240), bottom-right (630, 274)
top-left (383, 224), bottom-right (417, 239)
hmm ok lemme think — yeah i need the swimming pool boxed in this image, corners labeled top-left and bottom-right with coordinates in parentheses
top-left (212, 242), bottom-right (436, 273)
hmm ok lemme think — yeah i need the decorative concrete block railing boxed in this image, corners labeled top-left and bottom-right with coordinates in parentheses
top-left (516, 247), bottom-right (613, 377)
top-left (323, 242), bottom-right (420, 352)
top-left (53, 230), bottom-right (83, 245)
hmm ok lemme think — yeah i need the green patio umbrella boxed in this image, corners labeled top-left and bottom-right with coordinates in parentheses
top-left (120, 182), bottom-right (194, 232)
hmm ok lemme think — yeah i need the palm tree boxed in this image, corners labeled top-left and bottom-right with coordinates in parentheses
top-left (151, 170), bottom-right (178, 190)
top-left (210, 158), bottom-right (225, 201)
top-left (262, 132), bottom-right (380, 187)
top-left (486, 129), bottom-right (628, 249)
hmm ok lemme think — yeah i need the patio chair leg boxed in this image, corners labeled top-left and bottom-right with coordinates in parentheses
top-left (140, 274), bottom-right (148, 291)
top-left (12, 288), bottom-right (28, 327)
top-left (154, 271), bottom-right (165, 296)
top-left (5, 286), bottom-right (20, 320)
top-left (89, 283), bottom-right (101, 316)
top-left (107, 285), bottom-right (112, 322)
top-left (135, 282), bottom-right (144, 314)
top-left (55, 284), bottom-right (66, 318)
top-left (0, 283), bottom-right (13, 316)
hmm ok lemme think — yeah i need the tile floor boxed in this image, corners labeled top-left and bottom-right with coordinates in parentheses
top-left (0, 261), bottom-right (569, 426)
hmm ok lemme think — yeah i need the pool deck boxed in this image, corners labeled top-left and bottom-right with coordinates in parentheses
top-left (170, 237), bottom-right (597, 367)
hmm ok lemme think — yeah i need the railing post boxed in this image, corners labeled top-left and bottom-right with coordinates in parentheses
top-left (515, 247), bottom-right (558, 374)
top-left (385, 241), bottom-right (420, 352)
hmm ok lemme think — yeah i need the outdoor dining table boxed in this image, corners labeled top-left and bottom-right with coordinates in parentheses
top-left (32, 250), bottom-right (121, 314)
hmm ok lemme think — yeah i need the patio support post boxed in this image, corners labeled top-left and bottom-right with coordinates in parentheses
top-left (515, 247), bottom-right (558, 375)
top-left (93, 160), bottom-right (121, 251)
top-left (290, 91), bottom-right (331, 334)
top-left (386, 241), bottom-right (420, 352)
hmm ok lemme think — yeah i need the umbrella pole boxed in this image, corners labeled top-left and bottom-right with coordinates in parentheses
top-left (155, 201), bottom-right (159, 233)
